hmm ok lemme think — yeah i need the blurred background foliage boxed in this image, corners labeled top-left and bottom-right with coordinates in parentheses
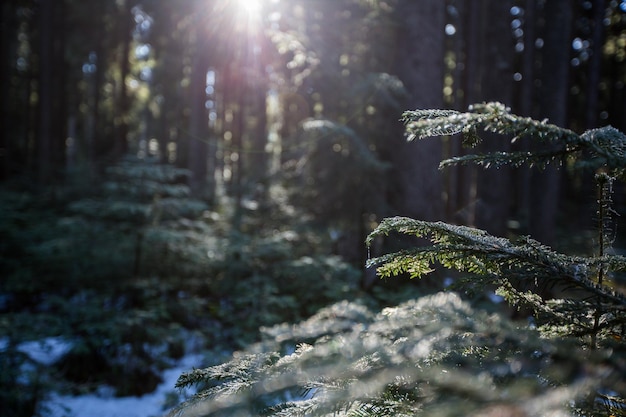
top-left (2, 0), bottom-right (626, 415)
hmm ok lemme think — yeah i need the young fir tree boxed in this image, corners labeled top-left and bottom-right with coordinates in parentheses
top-left (168, 103), bottom-right (626, 417)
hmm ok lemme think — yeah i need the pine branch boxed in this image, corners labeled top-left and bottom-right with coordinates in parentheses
top-left (439, 148), bottom-right (574, 169)
top-left (366, 217), bottom-right (626, 312)
top-left (402, 102), bottom-right (626, 172)
top-left (168, 102), bottom-right (626, 417)
top-left (582, 126), bottom-right (626, 168)
top-left (168, 293), bottom-right (616, 417)
top-left (402, 102), bottom-right (578, 145)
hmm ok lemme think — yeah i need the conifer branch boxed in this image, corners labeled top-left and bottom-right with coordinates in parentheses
top-left (168, 294), bottom-right (617, 417)
top-left (402, 102), bottom-right (626, 172)
top-left (169, 102), bottom-right (626, 417)
top-left (366, 217), bottom-right (626, 336)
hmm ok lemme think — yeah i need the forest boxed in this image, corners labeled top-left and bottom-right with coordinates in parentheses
top-left (1, 0), bottom-right (626, 416)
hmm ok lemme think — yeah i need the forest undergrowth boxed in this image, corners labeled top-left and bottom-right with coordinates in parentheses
top-left (0, 158), bottom-right (424, 417)
top-left (167, 103), bottom-right (626, 417)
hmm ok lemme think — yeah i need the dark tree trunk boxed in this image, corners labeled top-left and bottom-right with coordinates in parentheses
top-left (585, 0), bottom-right (606, 130)
top-left (232, 70), bottom-right (245, 232)
top-left (114, 0), bottom-right (133, 159)
top-left (393, 0), bottom-right (445, 221)
top-left (187, 25), bottom-right (209, 196)
top-left (248, 75), bottom-right (268, 195)
top-left (86, 2), bottom-right (108, 175)
top-left (465, 0), bottom-right (515, 237)
top-left (151, 11), bottom-right (176, 165)
top-left (37, 0), bottom-right (53, 183)
top-left (519, 0), bottom-right (538, 118)
top-left (453, 0), bottom-right (482, 227)
top-left (247, 31), bottom-right (270, 196)
top-left (0, 1), bottom-right (16, 180)
top-left (529, 0), bottom-right (573, 245)
top-left (566, 0), bottom-right (607, 241)
top-left (512, 0), bottom-right (538, 234)
top-left (37, 0), bottom-right (66, 184)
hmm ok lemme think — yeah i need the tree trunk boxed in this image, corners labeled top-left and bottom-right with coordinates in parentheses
top-left (247, 30), bottom-right (271, 198)
top-left (86, 2), bottom-right (107, 177)
top-left (187, 24), bottom-right (209, 197)
top-left (512, 0), bottom-right (538, 234)
top-left (37, 0), bottom-right (66, 184)
top-left (394, 0), bottom-right (445, 221)
top-left (465, 0), bottom-right (516, 237)
top-left (585, 0), bottom-right (606, 130)
top-left (529, 0), bottom-right (573, 245)
top-left (0, 1), bottom-right (15, 180)
top-left (114, 0), bottom-right (133, 159)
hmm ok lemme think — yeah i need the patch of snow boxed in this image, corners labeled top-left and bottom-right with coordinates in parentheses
top-left (18, 337), bottom-right (73, 365)
top-left (0, 293), bottom-right (12, 309)
top-left (487, 292), bottom-right (504, 304)
top-left (41, 353), bottom-right (205, 417)
top-left (0, 336), bottom-right (73, 366)
top-left (443, 277), bottom-right (455, 288)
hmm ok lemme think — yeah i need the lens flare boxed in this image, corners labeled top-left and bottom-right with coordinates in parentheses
top-left (238, 0), bottom-right (262, 14)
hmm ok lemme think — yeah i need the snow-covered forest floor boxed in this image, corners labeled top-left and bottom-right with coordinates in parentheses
top-left (1, 336), bottom-right (213, 417)
top-left (42, 352), bottom-right (202, 417)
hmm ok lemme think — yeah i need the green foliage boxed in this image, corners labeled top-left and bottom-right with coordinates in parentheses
top-left (206, 229), bottom-right (363, 347)
top-left (0, 157), bottom-right (216, 399)
top-left (402, 101), bottom-right (626, 172)
top-left (170, 293), bottom-right (623, 417)
top-left (170, 104), bottom-right (626, 417)
top-left (367, 216), bottom-right (626, 339)
top-left (1, 154), bottom-right (368, 409)
top-left (379, 103), bottom-right (626, 344)
top-left (284, 119), bottom-right (389, 227)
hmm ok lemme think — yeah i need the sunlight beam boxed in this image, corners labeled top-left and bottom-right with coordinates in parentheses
top-left (238, 0), bottom-right (263, 15)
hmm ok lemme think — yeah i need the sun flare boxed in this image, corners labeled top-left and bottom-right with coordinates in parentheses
top-left (238, 0), bottom-right (262, 14)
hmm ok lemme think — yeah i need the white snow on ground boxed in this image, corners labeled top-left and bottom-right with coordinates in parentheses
top-left (0, 336), bottom-right (73, 365)
top-left (42, 353), bottom-right (204, 417)
top-left (19, 337), bottom-right (74, 365)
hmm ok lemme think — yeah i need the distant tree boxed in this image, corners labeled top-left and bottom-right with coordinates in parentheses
top-left (528, 0), bottom-right (574, 245)
top-left (113, 0), bottom-right (133, 159)
top-left (0, 1), bottom-right (16, 180)
top-left (584, 0), bottom-right (607, 131)
top-left (602, 2), bottom-right (626, 134)
top-left (187, 14), bottom-right (210, 197)
top-left (463, 0), bottom-right (516, 236)
top-left (510, 0), bottom-right (537, 236)
top-left (393, 0), bottom-right (445, 222)
top-left (271, 0), bottom-right (408, 270)
top-left (168, 103), bottom-right (626, 417)
top-left (37, 0), bottom-right (66, 184)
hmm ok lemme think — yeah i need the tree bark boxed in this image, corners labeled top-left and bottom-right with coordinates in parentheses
top-left (465, 0), bottom-right (515, 236)
top-left (85, 2), bottom-right (108, 176)
top-left (247, 33), bottom-right (270, 195)
top-left (393, 0), bottom-right (445, 221)
top-left (512, 0), bottom-right (538, 234)
top-left (585, 0), bottom-right (606, 130)
top-left (37, 0), bottom-right (66, 184)
top-left (0, 1), bottom-right (16, 180)
top-left (529, 0), bottom-right (573, 245)
top-left (38, 0), bottom-right (53, 183)
top-left (114, 0), bottom-right (133, 159)
top-left (187, 23), bottom-right (209, 197)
